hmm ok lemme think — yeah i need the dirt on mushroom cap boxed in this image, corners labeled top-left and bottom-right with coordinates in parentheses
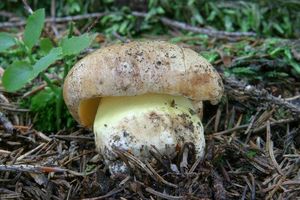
top-left (63, 40), bottom-right (224, 127)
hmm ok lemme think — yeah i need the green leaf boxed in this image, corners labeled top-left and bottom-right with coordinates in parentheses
top-left (40, 38), bottom-right (53, 54)
top-left (231, 67), bottom-right (256, 75)
top-left (207, 10), bottom-right (217, 21)
top-left (119, 20), bottom-right (130, 34)
top-left (284, 48), bottom-right (292, 60)
top-left (224, 16), bottom-right (233, 31)
top-left (269, 47), bottom-right (283, 57)
top-left (273, 23), bottom-right (284, 34)
top-left (33, 47), bottom-right (62, 77)
top-left (290, 60), bottom-right (300, 74)
top-left (201, 51), bottom-right (219, 63)
top-left (156, 7), bottom-right (165, 14)
top-left (188, 0), bottom-right (196, 6)
top-left (30, 87), bottom-right (56, 111)
top-left (61, 33), bottom-right (94, 56)
top-left (24, 9), bottom-right (45, 49)
top-left (2, 48), bottom-right (62, 92)
top-left (266, 71), bottom-right (289, 78)
top-left (2, 61), bottom-right (33, 92)
top-left (0, 32), bottom-right (16, 52)
top-left (246, 150), bottom-right (257, 159)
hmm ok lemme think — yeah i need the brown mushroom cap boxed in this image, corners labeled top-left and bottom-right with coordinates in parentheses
top-left (63, 40), bottom-right (223, 127)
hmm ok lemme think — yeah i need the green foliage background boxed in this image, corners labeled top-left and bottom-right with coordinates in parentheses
top-left (0, 0), bottom-right (299, 132)
top-left (1, 0), bottom-right (300, 38)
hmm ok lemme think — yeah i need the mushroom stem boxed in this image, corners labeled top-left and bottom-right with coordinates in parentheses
top-left (93, 93), bottom-right (205, 174)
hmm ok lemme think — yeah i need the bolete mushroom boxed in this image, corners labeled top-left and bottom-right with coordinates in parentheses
top-left (63, 40), bottom-right (223, 174)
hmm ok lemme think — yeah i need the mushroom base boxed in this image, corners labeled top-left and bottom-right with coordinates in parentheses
top-left (93, 93), bottom-right (205, 175)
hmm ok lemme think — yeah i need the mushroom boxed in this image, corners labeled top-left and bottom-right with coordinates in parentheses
top-left (63, 40), bottom-right (223, 174)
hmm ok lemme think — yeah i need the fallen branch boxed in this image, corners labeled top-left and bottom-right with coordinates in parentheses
top-left (132, 11), bottom-right (256, 38)
top-left (1, 11), bottom-right (256, 39)
top-left (0, 164), bottom-right (66, 173)
top-left (0, 164), bottom-right (98, 176)
top-left (0, 12), bottom-right (106, 28)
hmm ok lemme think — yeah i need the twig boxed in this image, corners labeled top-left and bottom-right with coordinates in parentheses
top-left (113, 148), bottom-right (178, 188)
top-left (132, 11), bottom-right (256, 38)
top-left (282, 180), bottom-right (300, 185)
top-left (284, 94), bottom-right (300, 101)
top-left (149, 145), bottom-right (171, 171)
top-left (252, 118), bottom-right (295, 133)
top-left (0, 149), bottom-right (11, 154)
top-left (241, 185), bottom-right (248, 200)
top-left (244, 108), bottom-right (262, 143)
top-left (179, 144), bottom-right (189, 173)
top-left (119, 175), bottom-right (131, 186)
top-left (0, 107), bottom-right (29, 112)
top-left (66, 185), bottom-right (72, 200)
top-left (0, 13), bottom-right (106, 28)
top-left (0, 164), bottom-right (66, 173)
top-left (213, 118), bottom-right (295, 136)
top-left (214, 106), bottom-right (222, 132)
top-left (0, 164), bottom-right (97, 177)
top-left (0, 11), bottom-right (19, 18)
top-left (35, 131), bottom-right (52, 142)
top-left (231, 140), bottom-right (274, 174)
top-left (21, 0), bottom-right (33, 14)
top-left (2, 10), bottom-right (256, 39)
top-left (145, 161), bottom-right (178, 188)
top-left (50, 0), bottom-right (59, 37)
top-left (81, 188), bottom-right (123, 200)
top-left (22, 83), bottom-right (47, 98)
top-left (0, 93), bottom-right (10, 103)
top-left (268, 139), bottom-right (283, 176)
top-left (112, 31), bottom-right (131, 43)
top-left (83, 16), bottom-right (102, 33)
top-left (16, 143), bottom-right (45, 162)
top-left (212, 124), bottom-right (249, 136)
top-left (212, 170), bottom-right (226, 200)
top-left (188, 155), bottom-right (203, 173)
top-left (266, 176), bottom-right (286, 200)
top-left (0, 188), bottom-right (22, 199)
top-left (261, 164), bottom-right (295, 193)
top-left (66, 167), bottom-right (99, 176)
top-left (291, 45), bottom-right (300, 61)
top-left (145, 187), bottom-right (184, 200)
top-left (50, 134), bottom-right (94, 141)
top-left (249, 173), bottom-right (256, 200)
top-left (0, 111), bottom-right (14, 133)
top-left (224, 77), bottom-right (300, 116)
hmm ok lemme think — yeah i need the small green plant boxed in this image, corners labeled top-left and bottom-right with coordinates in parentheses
top-left (150, 1), bottom-right (298, 38)
top-left (0, 9), bottom-right (95, 132)
top-left (246, 149), bottom-right (258, 159)
top-left (199, 38), bottom-right (300, 82)
top-left (1, 1), bottom-right (299, 38)
top-left (100, 7), bottom-right (137, 36)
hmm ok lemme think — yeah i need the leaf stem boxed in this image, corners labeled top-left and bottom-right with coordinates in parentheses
top-left (39, 73), bottom-right (56, 92)
top-left (55, 91), bottom-right (62, 131)
top-left (27, 50), bottom-right (35, 64)
top-left (68, 22), bottom-right (74, 38)
top-left (23, 42), bottom-right (57, 93)
top-left (41, 73), bottom-right (61, 130)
